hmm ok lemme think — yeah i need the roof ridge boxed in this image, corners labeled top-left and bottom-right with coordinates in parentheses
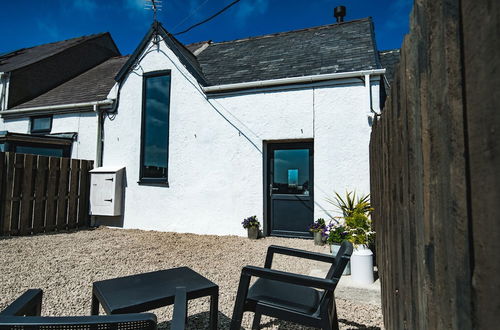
top-left (379, 49), bottom-right (400, 53)
top-left (0, 32), bottom-right (108, 60)
top-left (209, 17), bottom-right (372, 46)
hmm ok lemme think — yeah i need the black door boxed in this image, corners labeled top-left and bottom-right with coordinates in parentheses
top-left (266, 142), bottom-right (313, 237)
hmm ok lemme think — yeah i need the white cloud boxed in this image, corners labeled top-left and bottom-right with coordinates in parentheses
top-left (125, 0), bottom-right (152, 23)
top-left (126, 0), bottom-right (145, 10)
top-left (36, 20), bottom-right (62, 40)
top-left (235, 0), bottom-right (269, 21)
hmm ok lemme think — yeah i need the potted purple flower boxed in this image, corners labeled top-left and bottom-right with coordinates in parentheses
top-left (309, 218), bottom-right (326, 245)
top-left (323, 219), bottom-right (352, 275)
top-left (242, 215), bottom-right (260, 239)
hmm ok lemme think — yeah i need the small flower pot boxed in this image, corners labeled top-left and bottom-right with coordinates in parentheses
top-left (247, 227), bottom-right (259, 240)
top-left (313, 231), bottom-right (325, 246)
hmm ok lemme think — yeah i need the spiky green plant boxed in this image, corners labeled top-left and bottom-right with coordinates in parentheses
top-left (344, 212), bottom-right (375, 246)
top-left (327, 191), bottom-right (373, 217)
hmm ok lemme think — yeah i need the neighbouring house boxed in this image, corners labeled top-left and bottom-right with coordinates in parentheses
top-left (0, 16), bottom-right (399, 237)
top-left (0, 33), bottom-right (122, 158)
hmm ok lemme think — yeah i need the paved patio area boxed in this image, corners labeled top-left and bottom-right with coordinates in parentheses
top-left (0, 227), bottom-right (383, 329)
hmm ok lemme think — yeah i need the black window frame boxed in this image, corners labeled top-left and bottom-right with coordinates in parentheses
top-left (30, 115), bottom-right (53, 134)
top-left (138, 70), bottom-right (172, 186)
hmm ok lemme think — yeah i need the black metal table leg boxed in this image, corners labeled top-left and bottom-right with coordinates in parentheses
top-left (209, 287), bottom-right (219, 330)
top-left (91, 290), bottom-right (100, 315)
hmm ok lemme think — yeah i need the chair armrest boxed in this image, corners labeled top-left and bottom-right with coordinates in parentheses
top-left (242, 265), bottom-right (338, 291)
top-left (171, 287), bottom-right (186, 330)
top-left (0, 313), bottom-right (157, 328)
top-left (0, 289), bottom-right (43, 316)
top-left (264, 245), bottom-right (336, 268)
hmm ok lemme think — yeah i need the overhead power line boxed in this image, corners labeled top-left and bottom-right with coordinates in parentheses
top-left (173, 0), bottom-right (242, 36)
top-left (172, 0), bottom-right (211, 31)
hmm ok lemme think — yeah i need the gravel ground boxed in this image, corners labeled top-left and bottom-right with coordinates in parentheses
top-left (0, 227), bottom-right (383, 329)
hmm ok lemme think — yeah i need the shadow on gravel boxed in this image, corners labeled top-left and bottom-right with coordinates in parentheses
top-left (239, 317), bottom-right (382, 330)
top-left (338, 318), bottom-right (382, 329)
top-left (157, 311), bottom-right (383, 330)
top-left (158, 311), bottom-right (236, 329)
top-left (0, 227), bottom-right (97, 241)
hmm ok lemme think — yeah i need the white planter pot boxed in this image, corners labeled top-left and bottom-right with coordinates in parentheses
top-left (351, 245), bottom-right (374, 285)
top-left (330, 244), bottom-right (351, 275)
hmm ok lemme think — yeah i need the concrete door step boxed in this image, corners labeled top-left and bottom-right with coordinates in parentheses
top-left (309, 264), bottom-right (381, 306)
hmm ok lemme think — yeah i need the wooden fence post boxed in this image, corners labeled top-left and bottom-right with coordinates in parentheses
top-left (67, 159), bottom-right (80, 229)
top-left (0, 152), bottom-right (5, 235)
top-left (32, 156), bottom-right (49, 234)
top-left (19, 154), bottom-right (34, 235)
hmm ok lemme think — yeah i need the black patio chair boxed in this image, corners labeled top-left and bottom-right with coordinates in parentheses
top-left (230, 240), bottom-right (353, 330)
top-left (0, 289), bottom-right (158, 329)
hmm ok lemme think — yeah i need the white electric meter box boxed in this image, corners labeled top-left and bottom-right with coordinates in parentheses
top-left (89, 166), bottom-right (125, 216)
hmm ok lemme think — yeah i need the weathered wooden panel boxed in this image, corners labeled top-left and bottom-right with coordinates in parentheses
top-left (10, 153), bottom-right (24, 235)
top-left (32, 156), bottom-right (48, 233)
top-left (0, 153), bottom-right (92, 236)
top-left (367, 0), bottom-right (496, 328)
top-left (461, 0), bottom-right (500, 329)
top-left (3, 153), bottom-right (14, 235)
top-left (67, 159), bottom-right (80, 229)
top-left (56, 157), bottom-right (70, 230)
top-left (45, 157), bottom-right (60, 232)
top-left (19, 154), bottom-right (34, 235)
top-left (76, 160), bottom-right (92, 228)
top-left (0, 152), bottom-right (5, 235)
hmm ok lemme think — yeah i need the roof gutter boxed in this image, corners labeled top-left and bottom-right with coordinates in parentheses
top-left (0, 99), bottom-right (114, 118)
top-left (202, 69), bottom-right (386, 94)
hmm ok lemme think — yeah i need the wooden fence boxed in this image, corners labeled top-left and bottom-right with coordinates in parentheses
top-left (369, 0), bottom-right (499, 329)
top-left (0, 152), bottom-right (93, 236)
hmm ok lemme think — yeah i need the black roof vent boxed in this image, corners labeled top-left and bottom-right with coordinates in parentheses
top-left (334, 6), bottom-right (346, 23)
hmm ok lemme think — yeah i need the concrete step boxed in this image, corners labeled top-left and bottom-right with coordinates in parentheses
top-left (309, 263), bottom-right (381, 306)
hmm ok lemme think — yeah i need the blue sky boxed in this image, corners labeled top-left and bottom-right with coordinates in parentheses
top-left (0, 0), bottom-right (413, 55)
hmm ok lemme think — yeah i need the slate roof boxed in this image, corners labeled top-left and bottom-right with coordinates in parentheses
top-left (194, 18), bottom-right (380, 85)
top-left (379, 49), bottom-right (400, 84)
top-left (0, 33), bottom-right (112, 72)
top-left (13, 56), bottom-right (129, 109)
top-left (185, 41), bottom-right (211, 55)
top-left (6, 18), bottom-right (385, 110)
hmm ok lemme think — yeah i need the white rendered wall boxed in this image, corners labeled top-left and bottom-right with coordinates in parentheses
top-left (102, 38), bottom-right (380, 236)
top-left (0, 112), bottom-right (98, 161)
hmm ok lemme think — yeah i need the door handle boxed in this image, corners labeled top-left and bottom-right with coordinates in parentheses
top-left (269, 184), bottom-right (279, 196)
top-left (105, 178), bottom-right (114, 182)
top-left (104, 199), bottom-right (113, 202)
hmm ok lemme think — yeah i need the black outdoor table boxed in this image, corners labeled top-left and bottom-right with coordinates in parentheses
top-left (91, 267), bottom-right (219, 329)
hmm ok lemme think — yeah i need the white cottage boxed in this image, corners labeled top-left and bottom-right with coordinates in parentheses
top-left (0, 18), bottom-right (398, 237)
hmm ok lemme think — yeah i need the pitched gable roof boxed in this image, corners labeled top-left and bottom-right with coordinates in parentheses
top-left (117, 18), bottom-right (380, 87)
top-left (13, 56), bottom-right (129, 109)
top-left (195, 18), bottom-right (380, 86)
top-left (0, 33), bottom-right (119, 73)
top-left (115, 21), bottom-right (208, 85)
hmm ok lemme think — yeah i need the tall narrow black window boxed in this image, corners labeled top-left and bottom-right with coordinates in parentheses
top-left (140, 71), bottom-right (171, 183)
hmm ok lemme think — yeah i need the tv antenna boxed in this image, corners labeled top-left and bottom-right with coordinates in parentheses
top-left (144, 0), bottom-right (162, 22)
